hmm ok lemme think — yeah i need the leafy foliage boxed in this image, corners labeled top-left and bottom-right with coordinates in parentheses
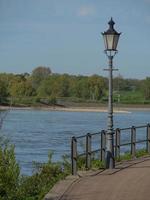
top-left (142, 77), bottom-right (150, 100)
top-left (0, 139), bottom-right (20, 199)
top-left (18, 152), bottom-right (68, 200)
top-left (31, 66), bottom-right (52, 90)
top-left (0, 140), bottom-right (69, 200)
top-left (0, 68), bottom-right (149, 106)
top-left (116, 149), bottom-right (149, 162)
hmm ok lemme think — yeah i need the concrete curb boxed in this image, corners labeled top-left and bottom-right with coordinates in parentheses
top-left (43, 169), bottom-right (103, 200)
top-left (44, 175), bottom-right (79, 200)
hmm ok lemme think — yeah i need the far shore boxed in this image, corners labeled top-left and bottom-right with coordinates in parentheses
top-left (0, 104), bottom-right (150, 113)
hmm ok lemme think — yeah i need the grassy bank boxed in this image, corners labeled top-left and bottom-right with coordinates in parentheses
top-left (0, 94), bottom-right (150, 110)
top-left (1, 100), bottom-right (150, 113)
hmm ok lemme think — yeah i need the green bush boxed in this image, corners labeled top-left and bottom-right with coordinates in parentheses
top-left (135, 149), bottom-right (148, 158)
top-left (21, 152), bottom-right (68, 199)
top-left (0, 141), bottom-right (69, 200)
top-left (116, 152), bottom-right (132, 162)
top-left (0, 139), bottom-right (20, 199)
top-left (77, 156), bottom-right (86, 170)
top-left (76, 155), bottom-right (104, 170)
top-left (20, 152), bottom-right (69, 200)
top-left (91, 159), bottom-right (104, 169)
top-left (116, 149), bottom-right (149, 162)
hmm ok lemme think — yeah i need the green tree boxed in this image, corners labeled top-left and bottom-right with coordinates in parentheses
top-left (88, 75), bottom-right (106, 100)
top-left (142, 77), bottom-right (150, 100)
top-left (55, 74), bottom-right (70, 97)
top-left (113, 75), bottom-right (141, 92)
top-left (31, 66), bottom-right (52, 89)
top-left (68, 75), bottom-right (89, 99)
top-left (9, 80), bottom-right (34, 98)
top-left (37, 75), bottom-right (58, 97)
top-left (0, 79), bottom-right (8, 104)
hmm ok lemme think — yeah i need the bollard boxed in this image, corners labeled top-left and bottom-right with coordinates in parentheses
top-left (146, 124), bottom-right (150, 153)
top-left (115, 128), bottom-right (120, 159)
top-left (131, 126), bottom-right (136, 157)
top-left (101, 130), bottom-right (106, 162)
top-left (86, 133), bottom-right (91, 169)
top-left (71, 137), bottom-right (77, 175)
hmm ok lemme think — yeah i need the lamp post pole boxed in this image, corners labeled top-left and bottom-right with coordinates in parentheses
top-left (106, 53), bottom-right (115, 169)
top-left (102, 18), bottom-right (121, 169)
top-left (108, 55), bottom-right (113, 133)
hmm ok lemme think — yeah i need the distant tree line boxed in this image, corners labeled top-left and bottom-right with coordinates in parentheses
top-left (0, 66), bottom-right (150, 106)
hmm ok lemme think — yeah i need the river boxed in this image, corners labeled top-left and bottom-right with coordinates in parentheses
top-left (0, 109), bottom-right (150, 175)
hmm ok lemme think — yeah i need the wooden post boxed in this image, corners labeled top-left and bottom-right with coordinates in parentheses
top-left (131, 126), bottom-right (136, 157)
top-left (71, 137), bottom-right (77, 175)
top-left (101, 130), bottom-right (106, 162)
top-left (115, 128), bottom-right (120, 159)
top-left (146, 124), bottom-right (150, 153)
top-left (86, 133), bottom-right (91, 169)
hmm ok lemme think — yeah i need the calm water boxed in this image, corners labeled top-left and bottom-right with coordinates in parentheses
top-left (0, 109), bottom-right (150, 175)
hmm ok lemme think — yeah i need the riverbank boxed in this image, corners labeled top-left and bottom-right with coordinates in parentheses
top-left (0, 104), bottom-right (150, 113)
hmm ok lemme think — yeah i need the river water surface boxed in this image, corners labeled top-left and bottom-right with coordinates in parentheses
top-left (0, 109), bottom-right (150, 175)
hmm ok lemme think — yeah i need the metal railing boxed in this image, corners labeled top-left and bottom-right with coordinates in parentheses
top-left (71, 123), bottom-right (150, 175)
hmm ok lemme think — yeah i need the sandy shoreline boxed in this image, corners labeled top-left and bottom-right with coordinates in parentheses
top-left (34, 106), bottom-right (131, 113)
top-left (0, 105), bottom-right (150, 113)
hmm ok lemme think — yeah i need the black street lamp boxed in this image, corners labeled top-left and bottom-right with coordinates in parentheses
top-left (102, 18), bottom-right (121, 169)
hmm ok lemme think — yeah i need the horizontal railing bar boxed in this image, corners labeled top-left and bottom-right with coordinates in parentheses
top-left (78, 152), bottom-right (86, 157)
top-left (135, 139), bottom-right (147, 144)
top-left (78, 139), bottom-right (147, 158)
top-left (91, 149), bottom-right (101, 154)
top-left (75, 125), bottom-right (148, 140)
top-left (77, 132), bottom-right (103, 139)
top-left (119, 139), bottom-right (147, 147)
top-left (120, 142), bottom-right (132, 146)
top-left (78, 149), bottom-right (102, 157)
top-left (76, 135), bottom-right (87, 139)
top-left (117, 125), bottom-right (147, 131)
top-left (91, 132), bottom-right (102, 136)
top-left (76, 132), bottom-right (102, 139)
top-left (134, 125), bottom-right (147, 129)
top-left (119, 127), bottom-right (132, 131)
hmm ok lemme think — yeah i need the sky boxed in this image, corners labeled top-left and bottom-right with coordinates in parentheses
top-left (0, 0), bottom-right (150, 79)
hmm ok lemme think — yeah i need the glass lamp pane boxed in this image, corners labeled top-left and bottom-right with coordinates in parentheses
top-left (106, 34), bottom-right (114, 50)
top-left (103, 35), bottom-right (108, 50)
top-left (113, 35), bottom-right (119, 50)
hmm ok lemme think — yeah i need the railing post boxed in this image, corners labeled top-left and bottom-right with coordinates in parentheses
top-left (71, 137), bottom-right (77, 175)
top-left (101, 130), bottom-right (106, 162)
top-left (146, 123), bottom-right (150, 153)
top-left (131, 126), bottom-right (136, 157)
top-left (115, 128), bottom-right (120, 160)
top-left (86, 133), bottom-right (91, 169)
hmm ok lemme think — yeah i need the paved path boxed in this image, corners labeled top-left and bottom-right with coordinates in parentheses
top-left (61, 157), bottom-right (150, 200)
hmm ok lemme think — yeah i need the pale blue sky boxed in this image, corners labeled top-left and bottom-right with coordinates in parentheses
top-left (0, 0), bottom-right (150, 78)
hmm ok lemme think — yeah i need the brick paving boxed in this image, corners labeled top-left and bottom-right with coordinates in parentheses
top-left (60, 157), bottom-right (150, 200)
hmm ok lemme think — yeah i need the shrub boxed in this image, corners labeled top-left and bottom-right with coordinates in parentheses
top-left (19, 152), bottom-right (68, 199)
top-left (0, 141), bottom-right (69, 200)
top-left (0, 138), bottom-right (20, 199)
top-left (91, 159), bottom-right (104, 169)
